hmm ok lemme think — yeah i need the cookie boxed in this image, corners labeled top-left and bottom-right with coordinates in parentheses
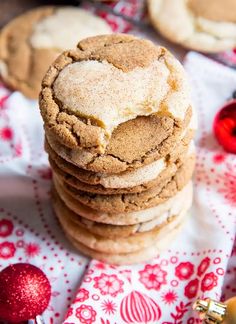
top-left (48, 138), bottom-right (194, 195)
top-left (0, 6), bottom-right (112, 98)
top-left (54, 191), bottom-right (189, 254)
top-left (64, 225), bottom-right (183, 265)
top-left (54, 180), bottom-right (193, 225)
top-left (52, 181), bottom-right (193, 238)
top-left (45, 107), bottom-right (192, 174)
top-left (50, 156), bottom-right (177, 195)
top-left (53, 154), bottom-right (195, 213)
top-left (40, 34), bottom-right (192, 156)
top-left (45, 119), bottom-right (194, 183)
top-left (148, 0), bottom-right (236, 52)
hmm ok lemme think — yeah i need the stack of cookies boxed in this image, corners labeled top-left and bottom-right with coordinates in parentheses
top-left (39, 34), bottom-right (196, 265)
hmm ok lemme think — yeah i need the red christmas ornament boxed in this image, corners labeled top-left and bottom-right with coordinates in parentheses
top-left (120, 290), bottom-right (161, 323)
top-left (0, 263), bottom-right (51, 323)
top-left (213, 99), bottom-right (236, 154)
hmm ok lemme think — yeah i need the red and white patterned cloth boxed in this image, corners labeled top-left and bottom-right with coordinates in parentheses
top-left (81, 0), bottom-right (146, 33)
top-left (0, 51), bottom-right (235, 323)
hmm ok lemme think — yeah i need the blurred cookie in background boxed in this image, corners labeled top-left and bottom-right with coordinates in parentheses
top-left (0, 0), bottom-right (79, 28)
top-left (0, 6), bottom-right (112, 98)
top-left (148, 0), bottom-right (236, 53)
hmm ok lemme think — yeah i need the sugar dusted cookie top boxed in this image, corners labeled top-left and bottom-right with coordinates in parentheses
top-left (0, 6), bottom-right (112, 98)
top-left (148, 0), bottom-right (236, 53)
top-left (40, 34), bottom-right (191, 153)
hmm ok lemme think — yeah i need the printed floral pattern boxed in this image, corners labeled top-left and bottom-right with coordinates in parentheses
top-left (139, 264), bottom-right (167, 290)
top-left (75, 305), bottom-right (96, 324)
top-left (0, 127), bottom-right (13, 141)
top-left (0, 241), bottom-right (16, 259)
top-left (101, 299), bottom-right (117, 315)
top-left (213, 153), bottom-right (226, 164)
top-left (94, 262), bottom-right (106, 270)
top-left (94, 274), bottom-right (124, 297)
top-left (65, 307), bottom-right (73, 318)
top-left (75, 288), bottom-right (89, 303)
top-left (24, 242), bottom-right (41, 258)
top-left (201, 272), bottom-right (218, 292)
top-left (184, 279), bottom-right (199, 299)
top-left (0, 219), bottom-right (13, 237)
top-left (173, 258), bottom-right (218, 299)
top-left (197, 257), bottom-right (211, 276)
top-left (120, 291), bottom-right (161, 323)
top-left (161, 290), bottom-right (178, 305)
top-left (219, 163), bottom-right (236, 205)
top-left (170, 301), bottom-right (192, 323)
top-left (0, 93), bottom-right (9, 108)
top-left (175, 262), bottom-right (194, 280)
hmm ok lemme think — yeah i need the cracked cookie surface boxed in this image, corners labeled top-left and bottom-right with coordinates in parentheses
top-left (45, 107), bottom-right (193, 174)
top-left (45, 126), bottom-right (194, 189)
top-left (53, 154), bottom-right (195, 213)
top-left (48, 135), bottom-right (193, 195)
top-left (53, 180), bottom-right (193, 226)
top-left (52, 186), bottom-right (192, 239)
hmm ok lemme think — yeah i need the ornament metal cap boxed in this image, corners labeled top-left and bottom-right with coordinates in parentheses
top-left (193, 299), bottom-right (227, 323)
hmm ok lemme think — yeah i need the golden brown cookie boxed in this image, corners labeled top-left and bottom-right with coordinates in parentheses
top-left (148, 0), bottom-right (236, 53)
top-left (53, 189), bottom-right (190, 254)
top-left (48, 135), bottom-right (194, 194)
top-left (55, 180), bottom-right (193, 226)
top-left (40, 34), bottom-right (192, 157)
top-left (53, 154), bottom-right (195, 213)
top-left (54, 179), bottom-right (193, 225)
top-left (64, 225), bottom-right (182, 265)
top-left (0, 6), bottom-right (112, 98)
top-left (45, 108), bottom-right (192, 174)
top-left (45, 123), bottom-right (194, 184)
top-left (50, 156), bottom-right (177, 195)
top-left (52, 182), bottom-right (192, 238)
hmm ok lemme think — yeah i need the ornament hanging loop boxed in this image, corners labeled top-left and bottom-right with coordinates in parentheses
top-left (193, 299), bottom-right (227, 323)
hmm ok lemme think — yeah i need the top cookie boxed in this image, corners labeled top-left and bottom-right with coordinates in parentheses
top-left (0, 6), bottom-right (112, 98)
top-left (40, 34), bottom-right (191, 154)
top-left (148, 0), bottom-right (236, 53)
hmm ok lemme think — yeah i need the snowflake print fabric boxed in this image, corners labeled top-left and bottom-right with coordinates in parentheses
top-left (0, 52), bottom-right (236, 323)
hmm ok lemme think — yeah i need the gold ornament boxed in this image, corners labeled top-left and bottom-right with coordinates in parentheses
top-left (193, 297), bottom-right (236, 324)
